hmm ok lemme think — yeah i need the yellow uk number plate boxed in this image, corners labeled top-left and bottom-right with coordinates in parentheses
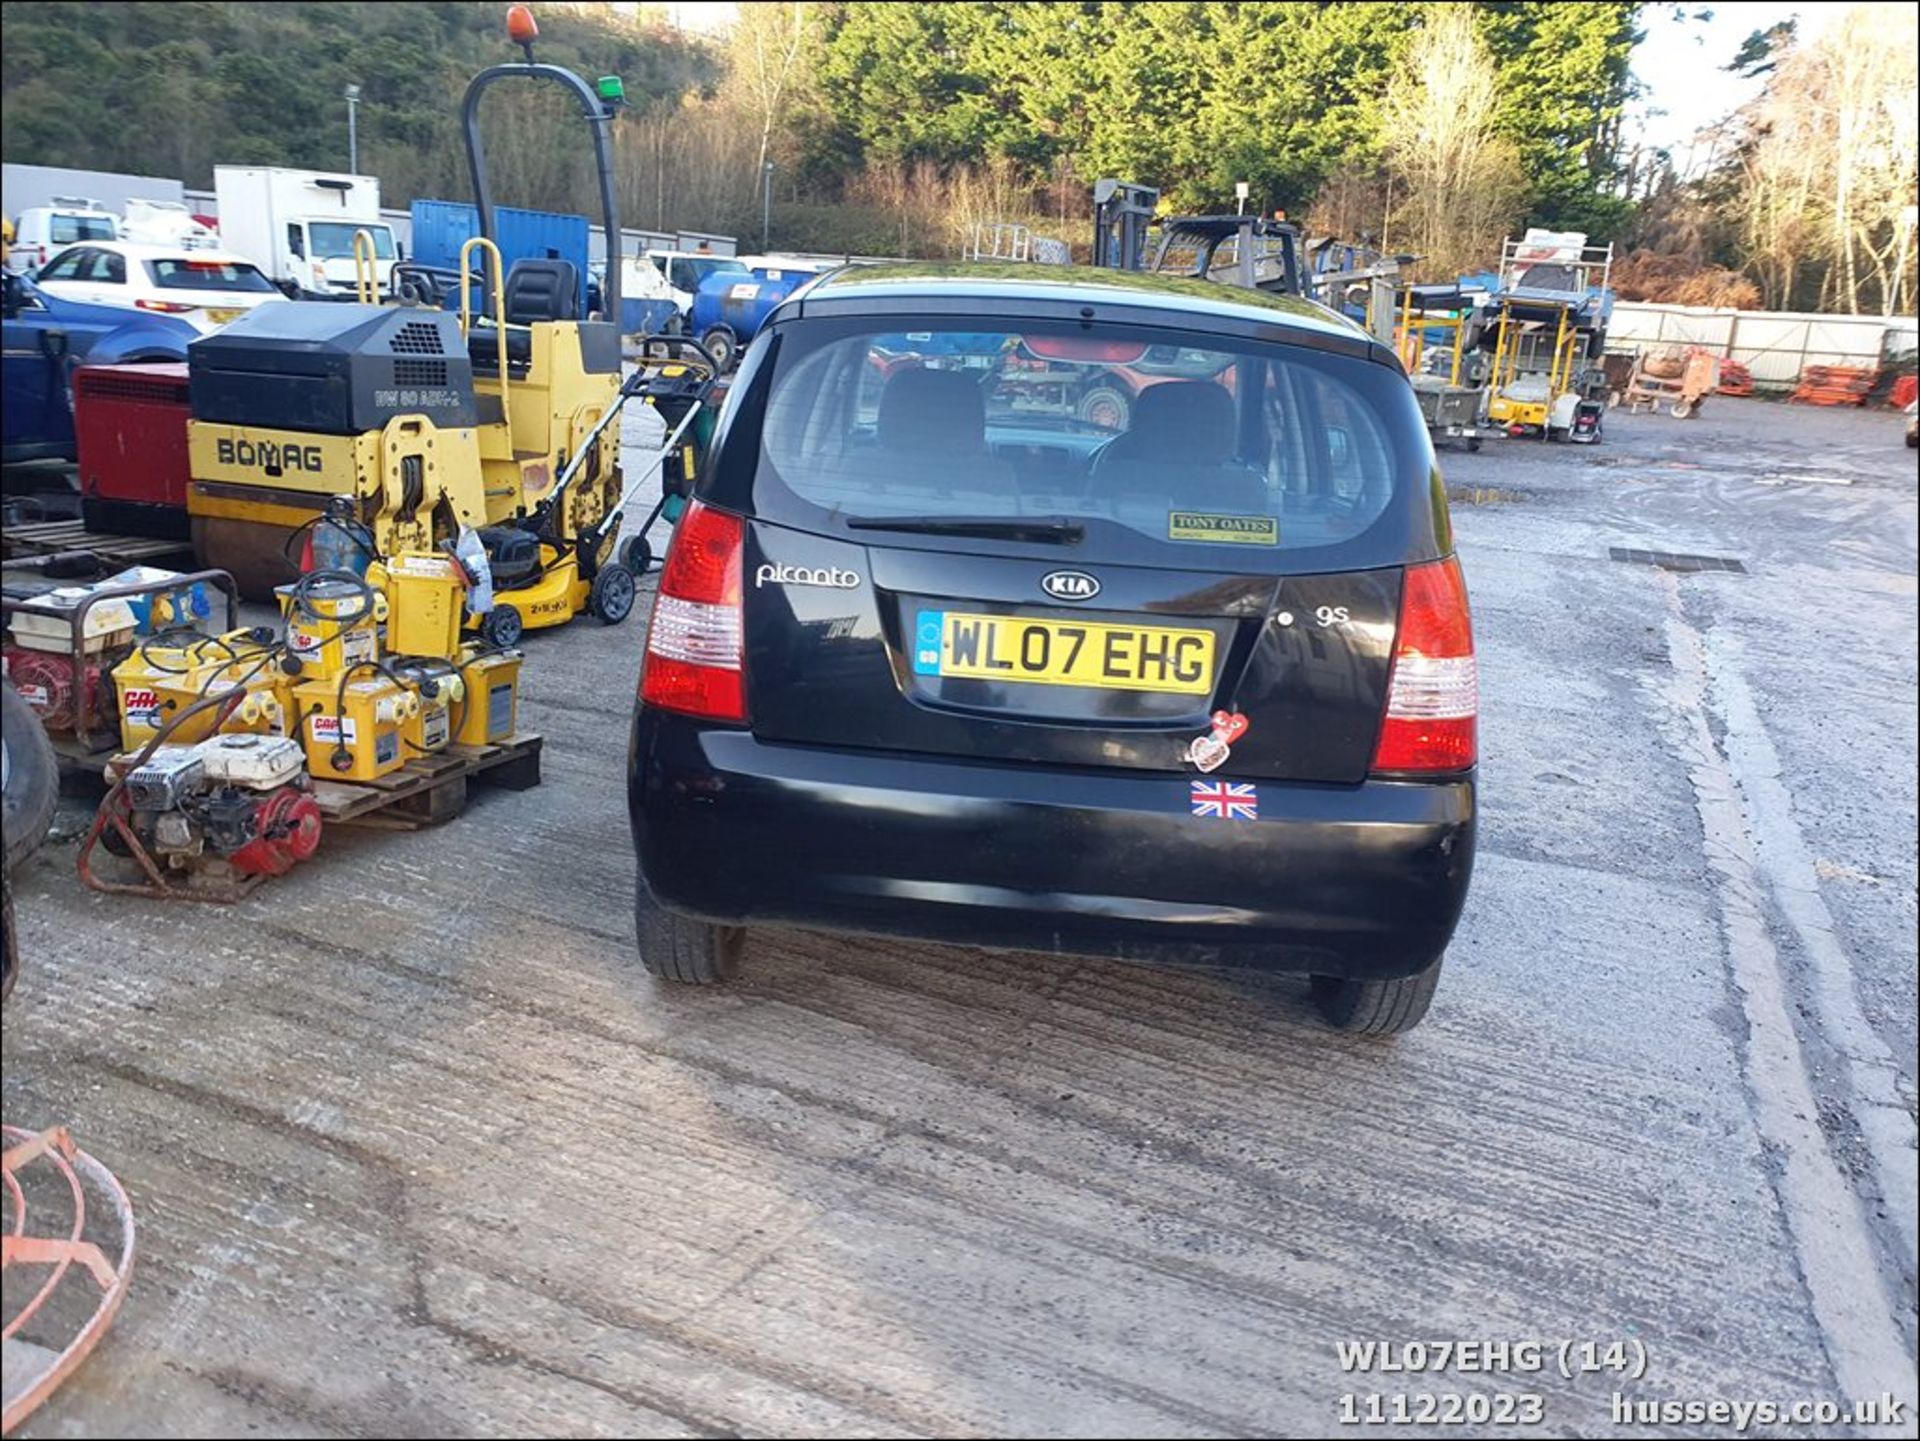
top-left (911, 610), bottom-right (1214, 694)
top-left (206, 308), bottom-right (241, 324)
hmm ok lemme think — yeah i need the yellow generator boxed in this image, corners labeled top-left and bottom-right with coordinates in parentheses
top-left (112, 630), bottom-right (292, 753)
top-left (183, 14), bottom-right (643, 646)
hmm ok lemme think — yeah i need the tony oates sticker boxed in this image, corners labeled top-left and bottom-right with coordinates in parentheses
top-left (1168, 511), bottom-right (1279, 545)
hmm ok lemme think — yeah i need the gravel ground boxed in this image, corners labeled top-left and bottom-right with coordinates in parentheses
top-left (3, 393), bottom-right (1915, 1438)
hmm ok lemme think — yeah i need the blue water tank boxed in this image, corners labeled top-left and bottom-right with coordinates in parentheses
top-left (688, 267), bottom-right (813, 347)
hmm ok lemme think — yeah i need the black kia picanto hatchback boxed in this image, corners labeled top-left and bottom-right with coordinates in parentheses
top-left (628, 265), bottom-right (1475, 1034)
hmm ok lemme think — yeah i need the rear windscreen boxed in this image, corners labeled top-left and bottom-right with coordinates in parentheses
top-left (754, 320), bottom-right (1413, 560)
top-left (51, 216), bottom-right (115, 243)
top-left (147, 258), bottom-right (278, 292)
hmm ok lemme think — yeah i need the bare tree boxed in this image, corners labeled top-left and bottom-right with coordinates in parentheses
top-left (1379, 5), bottom-right (1527, 279)
top-left (731, 3), bottom-right (815, 207)
top-left (1732, 4), bottom-right (1918, 314)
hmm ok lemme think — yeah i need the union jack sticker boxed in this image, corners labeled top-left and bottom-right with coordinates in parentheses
top-left (1190, 780), bottom-right (1258, 820)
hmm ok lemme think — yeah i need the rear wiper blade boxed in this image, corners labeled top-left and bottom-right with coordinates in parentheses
top-left (842, 513), bottom-right (1084, 543)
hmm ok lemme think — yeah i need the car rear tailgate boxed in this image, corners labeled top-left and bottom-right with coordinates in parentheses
top-left (743, 519), bottom-right (1399, 784)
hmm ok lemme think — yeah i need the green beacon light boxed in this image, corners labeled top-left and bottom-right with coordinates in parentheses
top-left (597, 75), bottom-right (626, 108)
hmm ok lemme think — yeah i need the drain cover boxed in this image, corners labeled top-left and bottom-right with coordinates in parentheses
top-left (1609, 548), bottom-right (1748, 574)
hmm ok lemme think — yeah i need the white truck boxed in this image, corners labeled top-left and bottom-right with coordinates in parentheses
top-left (212, 166), bottom-right (399, 299)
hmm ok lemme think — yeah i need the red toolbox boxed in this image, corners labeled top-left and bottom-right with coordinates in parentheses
top-left (74, 363), bottom-right (192, 539)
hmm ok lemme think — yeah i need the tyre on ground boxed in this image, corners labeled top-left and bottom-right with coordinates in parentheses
top-left (635, 875), bottom-right (744, 983)
top-left (480, 603), bottom-right (524, 649)
top-left (589, 561), bottom-right (636, 624)
top-left (700, 326), bottom-right (738, 373)
top-left (1310, 958), bottom-right (1444, 1036)
top-left (2, 683), bottom-right (60, 873)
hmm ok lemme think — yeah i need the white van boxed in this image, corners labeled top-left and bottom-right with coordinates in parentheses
top-left (9, 197), bottom-right (120, 274)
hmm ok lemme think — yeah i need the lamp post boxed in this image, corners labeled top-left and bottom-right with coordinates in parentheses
top-left (762, 161), bottom-right (775, 251)
top-left (344, 84), bottom-right (361, 174)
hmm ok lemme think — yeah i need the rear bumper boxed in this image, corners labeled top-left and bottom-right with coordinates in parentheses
top-left (629, 714), bottom-right (1475, 978)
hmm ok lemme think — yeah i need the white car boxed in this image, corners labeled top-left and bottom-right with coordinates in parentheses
top-left (33, 241), bottom-right (284, 333)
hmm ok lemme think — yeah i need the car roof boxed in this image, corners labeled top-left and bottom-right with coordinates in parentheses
top-left (48, 240), bottom-right (260, 266)
top-left (793, 262), bottom-right (1370, 346)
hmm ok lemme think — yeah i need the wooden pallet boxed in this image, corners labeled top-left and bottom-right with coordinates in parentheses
top-left (0, 519), bottom-right (194, 567)
top-left (308, 733), bottom-right (543, 830)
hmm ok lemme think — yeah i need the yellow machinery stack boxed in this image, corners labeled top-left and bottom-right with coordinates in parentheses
top-left (181, 7), bottom-right (646, 647)
top-left (106, 560), bottom-right (525, 807)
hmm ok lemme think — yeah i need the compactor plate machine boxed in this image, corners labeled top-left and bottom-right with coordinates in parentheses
top-left (183, 6), bottom-right (717, 645)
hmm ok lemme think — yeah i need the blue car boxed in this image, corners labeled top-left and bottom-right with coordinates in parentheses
top-left (2, 271), bottom-right (197, 463)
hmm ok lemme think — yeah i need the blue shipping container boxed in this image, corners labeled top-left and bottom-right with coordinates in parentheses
top-left (408, 200), bottom-right (591, 315)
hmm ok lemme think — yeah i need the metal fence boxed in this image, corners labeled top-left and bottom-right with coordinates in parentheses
top-left (1608, 301), bottom-right (1920, 390)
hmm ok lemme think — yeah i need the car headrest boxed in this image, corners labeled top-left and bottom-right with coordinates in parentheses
top-left (1120, 381), bottom-right (1236, 462)
top-left (503, 258), bottom-right (579, 325)
top-left (877, 367), bottom-right (986, 454)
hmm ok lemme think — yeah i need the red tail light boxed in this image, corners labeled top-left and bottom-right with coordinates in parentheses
top-left (639, 499), bottom-right (746, 721)
top-left (135, 298), bottom-right (197, 314)
top-left (1371, 556), bottom-right (1476, 773)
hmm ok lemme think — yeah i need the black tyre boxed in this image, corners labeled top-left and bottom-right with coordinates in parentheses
top-left (1310, 959), bottom-right (1443, 1036)
top-left (589, 561), bottom-right (636, 624)
top-left (635, 876), bottom-right (744, 984)
top-left (1466, 436), bottom-right (1483, 453)
top-left (620, 534), bottom-right (653, 575)
top-left (700, 326), bottom-right (738, 373)
top-left (1076, 383), bottom-right (1133, 432)
top-left (3, 684), bottom-right (60, 873)
top-left (480, 603), bottom-right (524, 649)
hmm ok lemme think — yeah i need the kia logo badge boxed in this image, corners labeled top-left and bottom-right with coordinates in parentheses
top-left (1041, 570), bottom-right (1101, 602)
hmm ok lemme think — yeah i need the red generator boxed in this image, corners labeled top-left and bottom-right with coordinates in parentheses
top-left (74, 363), bottom-right (193, 540)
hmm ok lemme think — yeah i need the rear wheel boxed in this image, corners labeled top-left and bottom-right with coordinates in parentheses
top-left (3, 684), bottom-right (60, 873)
top-left (635, 877), bottom-right (744, 984)
top-left (700, 326), bottom-right (738, 373)
top-left (480, 603), bottom-right (524, 649)
top-left (621, 534), bottom-right (654, 575)
top-left (1671, 398), bottom-right (1695, 419)
top-left (1310, 958), bottom-right (1443, 1036)
top-left (1077, 383), bottom-right (1133, 432)
top-left (1466, 436), bottom-right (1483, 453)
top-left (589, 561), bottom-right (636, 624)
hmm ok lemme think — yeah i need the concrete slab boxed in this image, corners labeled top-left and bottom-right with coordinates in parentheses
top-left (4, 395), bottom-right (1914, 1437)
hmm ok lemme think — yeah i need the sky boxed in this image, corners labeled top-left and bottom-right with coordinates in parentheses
top-left (1625, 2), bottom-right (1844, 168)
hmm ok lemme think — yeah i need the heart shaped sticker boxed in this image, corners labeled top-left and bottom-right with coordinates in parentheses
top-left (1210, 710), bottom-right (1250, 745)
top-left (1186, 734), bottom-right (1232, 772)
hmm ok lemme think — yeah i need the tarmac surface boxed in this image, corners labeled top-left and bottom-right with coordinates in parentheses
top-left (4, 395), bottom-right (1916, 1437)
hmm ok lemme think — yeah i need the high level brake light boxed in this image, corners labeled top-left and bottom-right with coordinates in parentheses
top-left (1371, 555), bottom-right (1476, 773)
top-left (639, 499), bottom-right (747, 722)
